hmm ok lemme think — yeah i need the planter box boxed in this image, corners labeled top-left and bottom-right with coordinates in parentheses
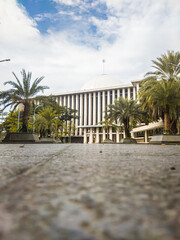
top-left (3, 133), bottom-right (40, 143)
top-left (121, 138), bottom-right (137, 144)
top-left (150, 135), bottom-right (180, 144)
top-left (103, 139), bottom-right (114, 144)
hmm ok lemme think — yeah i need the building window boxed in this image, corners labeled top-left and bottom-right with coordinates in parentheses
top-left (110, 90), bottom-right (112, 104)
top-left (115, 90), bottom-right (117, 99)
top-left (120, 89), bottom-right (123, 97)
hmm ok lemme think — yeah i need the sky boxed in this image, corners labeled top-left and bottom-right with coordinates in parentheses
top-left (0, 0), bottom-right (180, 95)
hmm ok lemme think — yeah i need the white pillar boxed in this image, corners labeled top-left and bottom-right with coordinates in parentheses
top-left (116, 128), bottom-right (120, 143)
top-left (96, 128), bottom-right (99, 143)
top-left (112, 90), bottom-right (115, 104)
top-left (123, 131), bottom-right (126, 138)
top-left (145, 130), bottom-right (148, 143)
top-left (128, 88), bottom-right (131, 100)
top-left (107, 90), bottom-right (110, 105)
top-left (93, 92), bottom-right (96, 125)
top-left (89, 128), bottom-right (93, 144)
top-left (60, 96), bottom-right (63, 106)
top-left (84, 93), bottom-right (87, 126)
top-left (84, 128), bottom-right (87, 144)
top-left (122, 89), bottom-right (125, 99)
top-left (98, 92), bottom-right (101, 123)
top-left (75, 94), bottom-right (79, 136)
top-left (109, 127), bottom-right (112, 140)
top-left (88, 93), bottom-right (92, 126)
top-left (63, 96), bottom-right (67, 106)
top-left (72, 95), bottom-right (75, 109)
top-left (133, 87), bottom-right (136, 100)
top-left (102, 91), bottom-right (106, 120)
top-left (79, 94), bottom-right (83, 135)
top-left (136, 83), bottom-right (140, 103)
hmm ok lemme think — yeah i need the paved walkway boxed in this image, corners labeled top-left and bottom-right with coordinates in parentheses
top-left (0, 144), bottom-right (180, 240)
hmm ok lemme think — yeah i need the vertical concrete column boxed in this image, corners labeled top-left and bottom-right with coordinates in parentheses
top-left (89, 128), bottom-right (93, 144)
top-left (116, 128), bottom-right (120, 143)
top-left (88, 93), bottom-right (92, 125)
top-left (67, 96), bottom-right (71, 130)
top-left (128, 88), bottom-right (131, 100)
top-left (122, 89), bottom-right (125, 99)
top-left (98, 91), bottom-right (101, 123)
top-left (71, 95), bottom-right (75, 109)
top-left (109, 127), bottom-right (112, 140)
top-left (96, 128), bottom-right (99, 143)
top-left (84, 128), bottom-right (87, 144)
top-left (136, 83), bottom-right (140, 103)
top-left (107, 90), bottom-right (110, 105)
top-left (59, 96), bottom-right (63, 106)
top-left (102, 91), bottom-right (106, 120)
top-left (145, 130), bottom-right (148, 143)
top-left (103, 128), bottom-right (106, 141)
top-left (131, 131), bottom-right (135, 138)
top-left (75, 94), bottom-right (79, 136)
top-left (79, 94), bottom-right (83, 135)
top-left (133, 87), bottom-right (136, 100)
top-left (123, 131), bottom-right (126, 138)
top-left (112, 90), bottom-right (115, 103)
top-left (84, 93), bottom-right (87, 126)
top-left (93, 92), bottom-right (96, 125)
top-left (67, 96), bottom-right (70, 108)
top-left (63, 95), bottom-right (67, 107)
top-left (71, 95), bottom-right (75, 133)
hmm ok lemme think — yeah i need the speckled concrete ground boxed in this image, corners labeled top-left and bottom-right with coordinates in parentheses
top-left (0, 144), bottom-right (179, 240)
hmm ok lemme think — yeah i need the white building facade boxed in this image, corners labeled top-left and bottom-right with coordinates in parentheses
top-left (51, 75), bottom-right (140, 143)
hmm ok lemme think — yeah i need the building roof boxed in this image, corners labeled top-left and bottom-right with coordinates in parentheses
top-left (132, 120), bottom-right (164, 133)
top-left (81, 74), bottom-right (122, 90)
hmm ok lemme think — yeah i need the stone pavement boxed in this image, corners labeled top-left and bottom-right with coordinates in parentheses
top-left (0, 144), bottom-right (179, 240)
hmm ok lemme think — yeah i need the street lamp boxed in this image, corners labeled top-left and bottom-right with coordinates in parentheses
top-left (33, 105), bottom-right (43, 133)
top-left (0, 59), bottom-right (10, 63)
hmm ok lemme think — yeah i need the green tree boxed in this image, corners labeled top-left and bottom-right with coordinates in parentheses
top-left (0, 69), bottom-right (49, 132)
top-left (34, 107), bottom-right (60, 137)
top-left (139, 51), bottom-right (180, 134)
top-left (97, 117), bottom-right (117, 140)
top-left (106, 97), bottom-right (144, 138)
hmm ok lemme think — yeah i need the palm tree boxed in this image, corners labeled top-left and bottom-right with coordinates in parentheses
top-left (106, 97), bottom-right (143, 138)
top-left (0, 69), bottom-right (49, 132)
top-left (139, 78), bottom-right (180, 134)
top-left (35, 107), bottom-right (59, 138)
top-left (139, 51), bottom-right (180, 134)
top-left (145, 50), bottom-right (180, 81)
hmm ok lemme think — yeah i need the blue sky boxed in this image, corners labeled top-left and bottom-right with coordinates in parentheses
top-left (17, 0), bottom-right (110, 48)
top-left (0, 0), bottom-right (180, 94)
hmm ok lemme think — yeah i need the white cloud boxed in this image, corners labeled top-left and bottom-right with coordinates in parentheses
top-left (53, 0), bottom-right (81, 6)
top-left (0, 0), bottom-right (180, 98)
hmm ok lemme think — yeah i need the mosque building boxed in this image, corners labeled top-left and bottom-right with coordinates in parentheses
top-left (51, 74), bottom-right (143, 143)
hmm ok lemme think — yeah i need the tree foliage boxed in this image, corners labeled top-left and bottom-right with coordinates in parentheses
top-left (0, 69), bottom-right (49, 132)
top-left (106, 97), bottom-right (144, 138)
top-left (139, 51), bottom-right (180, 134)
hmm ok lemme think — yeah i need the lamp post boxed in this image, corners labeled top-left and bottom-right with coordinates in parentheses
top-left (0, 59), bottom-right (10, 63)
top-left (33, 105), bottom-right (43, 133)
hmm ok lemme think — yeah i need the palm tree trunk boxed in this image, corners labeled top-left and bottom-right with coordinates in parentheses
top-left (124, 119), bottom-right (131, 138)
top-left (22, 102), bottom-right (30, 132)
top-left (164, 111), bottom-right (170, 134)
